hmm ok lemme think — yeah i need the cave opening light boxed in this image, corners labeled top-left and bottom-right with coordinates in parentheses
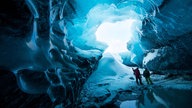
top-left (95, 19), bottom-right (136, 55)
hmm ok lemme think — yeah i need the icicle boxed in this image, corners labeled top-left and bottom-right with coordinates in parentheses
top-left (26, 19), bottom-right (38, 51)
top-left (25, 0), bottom-right (39, 18)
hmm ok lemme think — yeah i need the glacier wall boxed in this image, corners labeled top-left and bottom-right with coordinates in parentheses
top-left (141, 0), bottom-right (192, 73)
top-left (0, 0), bottom-right (192, 107)
top-left (0, 0), bottom-right (102, 107)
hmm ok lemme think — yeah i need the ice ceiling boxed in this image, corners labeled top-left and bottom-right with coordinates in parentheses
top-left (66, 0), bottom-right (154, 65)
top-left (0, 0), bottom-right (192, 107)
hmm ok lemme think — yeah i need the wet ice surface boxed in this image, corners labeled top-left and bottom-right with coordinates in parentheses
top-left (120, 100), bottom-right (136, 108)
top-left (81, 79), bottom-right (192, 108)
top-left (81, 54), bottom-right (192, 108)
top-left (82, 75), bottom-right (192, 108)
top-left (120, 88), bottom-right (192, 108)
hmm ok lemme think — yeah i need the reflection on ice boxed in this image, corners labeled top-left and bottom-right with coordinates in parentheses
top-left (121, 88), bottom-right (192, 108)
top-left (136, 89), bottom-right (168, 108)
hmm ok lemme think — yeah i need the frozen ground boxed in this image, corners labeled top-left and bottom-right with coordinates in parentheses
top-left (81, 53), bottom-right (192, 107)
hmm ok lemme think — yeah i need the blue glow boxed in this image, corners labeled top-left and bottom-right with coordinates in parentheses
top-left (95, 19), bottom-right (136, 53)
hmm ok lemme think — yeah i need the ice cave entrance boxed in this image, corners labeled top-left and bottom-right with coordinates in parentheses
top-left (95, 19), bottom-right (136, 54)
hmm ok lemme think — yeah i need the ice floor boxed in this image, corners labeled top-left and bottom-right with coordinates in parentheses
top-left (81, 53), bottom-right (192, 107)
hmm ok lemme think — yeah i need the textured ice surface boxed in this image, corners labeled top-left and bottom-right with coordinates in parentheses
top-left (1, 0), bottom-right (192, 107)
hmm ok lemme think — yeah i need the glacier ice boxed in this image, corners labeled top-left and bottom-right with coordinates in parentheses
top-left (1, 0), bottom-right (192, 107)
top-left (1, 0), bottom-right (161, 106)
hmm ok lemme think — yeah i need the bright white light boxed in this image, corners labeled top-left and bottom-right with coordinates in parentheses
top-left (95, 19), bottom-right (135, 54)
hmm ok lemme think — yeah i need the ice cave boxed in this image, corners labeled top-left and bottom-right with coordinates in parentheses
top-left (0, 0), bottom-right (192, 108)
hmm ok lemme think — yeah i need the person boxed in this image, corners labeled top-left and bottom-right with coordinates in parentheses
top-left (132, 67), bottom-right (143, 85)
top-left (143, 68), bottom-right (153, 84)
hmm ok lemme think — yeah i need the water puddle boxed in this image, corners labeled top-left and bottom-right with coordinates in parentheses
top-left (120, 100), bottom-right (137, 108)
top-left (120, 88), bottom-right (192, 108)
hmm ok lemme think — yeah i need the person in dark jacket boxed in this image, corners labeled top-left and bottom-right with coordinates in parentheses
top-left (132, 67), bottom-right (143, 85)
top-left (143, 68), bottom-right (153, 84)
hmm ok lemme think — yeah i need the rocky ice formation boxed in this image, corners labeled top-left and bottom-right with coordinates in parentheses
top-left (141, 0), bottom-right (192, 72)
top-left (0, 0), bottom-right (192, 107)
top-left (0, 0), bottom-right (102, 107)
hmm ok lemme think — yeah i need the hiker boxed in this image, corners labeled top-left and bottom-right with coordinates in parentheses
top-left (143, 68), bottom-right (153, 84)
top-left (132, 67), bottom-right (143, 85)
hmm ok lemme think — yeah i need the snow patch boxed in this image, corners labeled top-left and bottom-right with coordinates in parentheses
top-left (143, 49), bottom-right (159, 65)
top-left (75, 47), bottom-right (102, 59)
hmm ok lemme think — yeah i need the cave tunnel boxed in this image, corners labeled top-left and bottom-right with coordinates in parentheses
top-left (0, 0), bottom-right (192, 108)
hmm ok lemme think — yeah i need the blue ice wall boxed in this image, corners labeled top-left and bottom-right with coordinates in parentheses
top-left (141, 0), bottom-right (192, 72)
top-left (1, 0), bottom-right (192, 107)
